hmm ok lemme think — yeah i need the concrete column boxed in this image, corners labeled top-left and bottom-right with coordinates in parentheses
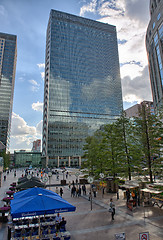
top-left (79, 156), bottom-right (81, 167)
top-left (68, 156), bottom-right (71, 167)
top-left (58, 156), bottom-right (60, 168)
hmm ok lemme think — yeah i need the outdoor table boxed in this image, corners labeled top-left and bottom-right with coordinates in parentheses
top-left (10, 182), bottom-right (16, 186)
top-left (2, 197), bottom-right (13, 202)
top-left (0, 206), bottom-right (10, 213)
top-left (6, 191), bottom-right (15, 196)
top-left (9, 186), bottom-right (16, 191)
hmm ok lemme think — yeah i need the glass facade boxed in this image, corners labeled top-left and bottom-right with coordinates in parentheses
top-left (146, 0), bottom-right (163, 111)
top-left (42, 10), bottom-right (123, 167)
top-left (0, 33), bottom-right (17, 150)
top-left (14, 151), bottom-right (41, 168)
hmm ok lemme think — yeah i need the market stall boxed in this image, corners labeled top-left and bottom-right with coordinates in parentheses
top-left (9, 187), bottom-right (76, 239)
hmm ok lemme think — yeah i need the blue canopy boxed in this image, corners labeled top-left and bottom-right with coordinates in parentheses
top-left (10, 194), bottom-right (76, 218)
top-left (13, 187), bottom-right (60, 199)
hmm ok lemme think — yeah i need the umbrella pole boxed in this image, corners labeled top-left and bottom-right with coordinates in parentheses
top-left (39, 216), bottom-right (41, 238)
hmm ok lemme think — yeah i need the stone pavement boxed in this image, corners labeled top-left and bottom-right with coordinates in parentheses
top-left (0, 169), bottom-right (163, 240)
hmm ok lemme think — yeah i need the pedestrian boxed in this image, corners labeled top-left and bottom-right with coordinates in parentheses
top-left (93, 189), bottom-right (96, 197)
top-left (76, 178), bottom-right (78, 185)
top-left (56, 213), bottom-right (62, 232)
top-left (126, 189), bottom-right (130, 202)
top-left (71, 186), bottom-right (76, 197)
top-left (60, 187), bottom-right (63, 197)
top-left (56, 186), bottom-right (59, 195)
top-left (109, 198), bottom-right (115, 220)
top-left (68, 181), bottom-right (71, 189)
top-left (73, 186), bottom-right (76, 197)
top-left (78, 186), bottom-right (81, 197)
top-left (88, 190), bottom-right (92, 201)
top-left (4, 175), bottom-right (6, 181)
top-left (76, 187), bottom-right (79, 197)
top-left (117, 191), bottom-right (119, 200)
top-left (82, 184), bottom-right (86, 195)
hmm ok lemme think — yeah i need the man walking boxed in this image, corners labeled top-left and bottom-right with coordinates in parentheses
top-left (110, 198), bottom-right (115, 220)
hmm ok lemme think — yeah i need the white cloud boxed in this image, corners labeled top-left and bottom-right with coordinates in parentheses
top-left (9, 113), bottom-right (42, 153)
top-left (29, 79), bottom-right (40, 92)
top-left (121, 66), bottom-right (152, 103)
top-left (36, 120), bottom-right (43, 135)
top-left (125, 0), bottom-right (150, 26)
top-left (37, 63), bottom-right (45, 80)
top-left (32, 101), bottom-right (43, 112)
top-left (11, 113), bottom-right (36, 136)
top-left (120, 63), bottom-right (143, 79)
top-left (79, 0), bottom-right (151, 103)
top-left (0, 5), bottom-right (6, 16)
top-left (29, 79), bottom-right (38, 86)
top-left (80, 0), bottom-right (97, 16)
top-left (41, 72), bottom-right (45, 80)
top-left (37, 63), bottom-right (45, 69)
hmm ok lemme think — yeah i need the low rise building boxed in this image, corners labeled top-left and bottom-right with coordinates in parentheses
top-left (14, 150), bottom-right (41, 168)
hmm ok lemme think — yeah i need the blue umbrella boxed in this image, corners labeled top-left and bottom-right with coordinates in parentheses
top-left (10, 194), bottom-right (76, 218)
top-left (13, 187), bottom-right (60, 199)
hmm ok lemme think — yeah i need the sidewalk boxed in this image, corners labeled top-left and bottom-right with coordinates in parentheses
top-left (54, 184), bottom-right (163, 240)
top-left (0, 169), bottom-right (22, 240)
top-left (0, 169), bottom-right (162, 240)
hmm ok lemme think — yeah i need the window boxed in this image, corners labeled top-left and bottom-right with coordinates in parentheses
top-left (157, 13), bottom-right (161, 21)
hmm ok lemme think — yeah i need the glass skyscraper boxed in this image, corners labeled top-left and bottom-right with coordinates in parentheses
top-left (146, 0), bottom-right (163, 111)
top-left (42, 10), bottom-right (122, 167)
top-left (0, 32), bottom-right (17, 151)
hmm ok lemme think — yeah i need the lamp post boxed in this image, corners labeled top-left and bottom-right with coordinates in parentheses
top-left (75, 172), bottom-right (80, 187)
top-left (62, 169), bottom-right (66, 180)
top-left (100, 173), bottom-right (104, 198)
top-left (48, 172), bottom-right (52, 190)
top-left (87, 176), bottom-right (94, 211)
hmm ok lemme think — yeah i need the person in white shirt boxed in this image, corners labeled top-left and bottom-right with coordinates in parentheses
top-left (56, 213), bottom-right (62, 231)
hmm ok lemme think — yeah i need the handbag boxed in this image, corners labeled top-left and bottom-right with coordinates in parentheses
top-left (108, 207), bottom-right (113, 212)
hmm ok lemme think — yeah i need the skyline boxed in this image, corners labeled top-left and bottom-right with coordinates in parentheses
top-left (0, 0), bottom-right (152, 153)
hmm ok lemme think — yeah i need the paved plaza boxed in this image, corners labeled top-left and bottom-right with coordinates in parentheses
top-left (0, 169), bottom-right (163, 240)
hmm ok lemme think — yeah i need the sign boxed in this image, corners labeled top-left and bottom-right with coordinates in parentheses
top-left (100, 173), bottom-right (104, 178)
top-left (48, 172), bottom-right (52, 177)
top-left (42, 176), bottom-right (48, 183)
top-left (115, 232), bottom-right (125, 240)
top-left (27, 174), bottom-right (31, 180)
top-left (87, 177), bottom-right (94, 184)
top-left (75, 172), bottom-right (80, 177)
top-left (139, 232), bottom-right (149, 240)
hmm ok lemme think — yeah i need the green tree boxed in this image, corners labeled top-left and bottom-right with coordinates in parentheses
top-left (134, 103), bottom-right (163, 183)
top-left (0, 150), bottom-right (10, 170)
top-left (102, 123), bottom-right (122, 179)
top-left (115, 111), bottom-right (142, 180)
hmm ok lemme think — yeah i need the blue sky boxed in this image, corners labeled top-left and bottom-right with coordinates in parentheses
top-left (0, 0), bottom-right (152, 152)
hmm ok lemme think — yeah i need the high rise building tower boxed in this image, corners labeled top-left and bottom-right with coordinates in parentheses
top-left (0, 33), bottom-right (17, 151)
top-left (42, 10), bottom-right (122, 167)
top-left (32, 139), bottom-right (41, 152)
top-left (146, 0), bottom-right (163, 111)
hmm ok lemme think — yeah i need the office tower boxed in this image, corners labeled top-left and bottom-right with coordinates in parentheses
top-left (32, 139), bottom-right (41, 152)
top-left (42, 10), bottom-right (123, 167)
top-left (146, 0), bottom-right (163, 111)
top-left (0, 33), bottom-right (17, 151)
top-left (125, 101), bottom-right (154, 118)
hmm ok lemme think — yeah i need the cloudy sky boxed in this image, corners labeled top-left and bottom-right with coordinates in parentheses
top-left (0, 0), bottom-right (152, 153)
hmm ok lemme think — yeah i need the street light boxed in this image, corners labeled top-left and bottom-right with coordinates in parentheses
top-left (48, 171), bottom-right (52, 190)
top-left (87, 176), bottom-right (94, 211)
top-left (75, 172), bottom-right (80, 186)
top-left (100, 173), bottom-right (104, 198)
